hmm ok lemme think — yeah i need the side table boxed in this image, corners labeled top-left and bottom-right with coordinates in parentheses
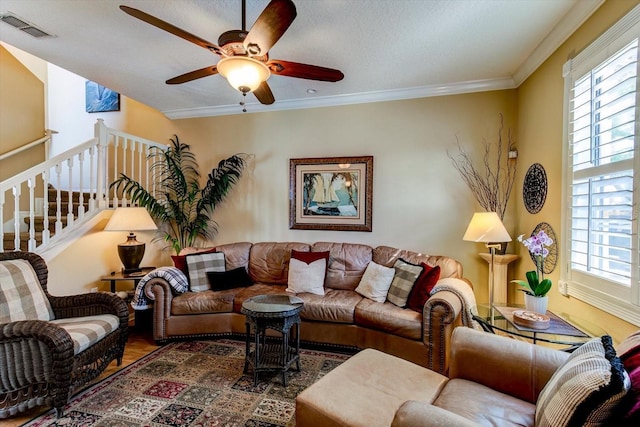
top-left (241, 294), bottom-right (304, 386)
top-left (100, 267), bottom-right (156, 293)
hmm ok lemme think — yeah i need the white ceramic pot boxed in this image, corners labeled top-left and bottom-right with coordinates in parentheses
top-left (524, 294), bottom-right (548, 314)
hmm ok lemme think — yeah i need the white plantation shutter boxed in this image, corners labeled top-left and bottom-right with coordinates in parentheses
top-left (562, 5), bottom-right (640, 325)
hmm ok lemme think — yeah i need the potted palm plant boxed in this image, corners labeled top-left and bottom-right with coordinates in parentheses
top-left (110, 135), bottom-right (247, 255)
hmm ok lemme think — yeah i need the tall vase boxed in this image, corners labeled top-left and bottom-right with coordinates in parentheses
top-left (524, 294), bottom-right (548, 314)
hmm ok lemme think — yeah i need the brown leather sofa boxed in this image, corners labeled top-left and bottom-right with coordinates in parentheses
top-left (296, 327), bottom-right (635, 427)
top-left (142, 241), bottom-right (475, 373)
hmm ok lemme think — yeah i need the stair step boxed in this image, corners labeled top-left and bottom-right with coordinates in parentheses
top-left (47, 186), bottom-right (94, 203)
top-left (3, 232), bottom-right (45, 251)
top-left (24, 216), bottom-right (68, 231)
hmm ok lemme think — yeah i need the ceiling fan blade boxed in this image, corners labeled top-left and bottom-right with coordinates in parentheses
top-left (253, 81), bottom-right (275, 105)
top-left (166, 66), bottom-right (219, 85)
top-left (243, 0), bottom-right (296, 56)
top-left (267, 60), bottom-right (344, 82)
top-left (120, 5), bottom-right (223, 55)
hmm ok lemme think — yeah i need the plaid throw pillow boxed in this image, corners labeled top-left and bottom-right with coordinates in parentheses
top-left (0, 259), bottom-right (54, 323)
top-left (186, 252), bottom-right (225, 292)
top-left (535, 335), bottom-right (630, 427)
top-left (386, 258), bottom-right (424, 307)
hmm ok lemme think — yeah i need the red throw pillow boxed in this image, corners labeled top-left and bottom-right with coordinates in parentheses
top-left (171, 247), bottom-right (217, 275)
top-left (406, 264), bottom-right (441, 312)
top-left (291, 249), bottom-right (330, 264)
top-left (620, 345), bottom-right (640, 425)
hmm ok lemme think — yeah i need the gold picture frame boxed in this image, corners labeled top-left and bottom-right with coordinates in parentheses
top-left (289, 156), bottom-right (373, 231)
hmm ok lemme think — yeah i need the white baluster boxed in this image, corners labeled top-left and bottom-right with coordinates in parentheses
top-left (67, 157), bottom-right (74, 226)
top-left (89, 145), bottom-right (96, 212)
top-left (0, 191), bottom-right (4, 251)
top-left (12, 185), bottom-right (21, 251)
top-left (55, 164), bottom-right (63, 234)
top-left (78, 151), bottom-right (85, 220)
top-left (42, 170), bottom-right (50, 245)
top-left (28, 177), bottom-right (36, 251)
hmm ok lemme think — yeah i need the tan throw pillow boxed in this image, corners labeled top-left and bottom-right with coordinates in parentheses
top-left (286, 256), bottom-right (328, 296)
top-left (0, 259), bottom-right (54, 322)
top-left (185, 251), bottom-right (225, 292)
top-left (355, 261), bottom-right (395, 303)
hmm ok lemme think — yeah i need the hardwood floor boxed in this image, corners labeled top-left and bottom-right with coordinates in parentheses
top-left (2, 327), bottom-right (160, 426)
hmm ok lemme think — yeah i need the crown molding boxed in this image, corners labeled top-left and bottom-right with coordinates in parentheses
top-left (163, 77), bottom-right (517, 119)
top-left (512, 0), bottom-right (605, 85)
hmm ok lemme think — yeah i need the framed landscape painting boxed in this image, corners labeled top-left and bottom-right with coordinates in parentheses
top-left (85, 81), bottom-right (120, 113)
top-left (289, 156), bottom-right (373, 231)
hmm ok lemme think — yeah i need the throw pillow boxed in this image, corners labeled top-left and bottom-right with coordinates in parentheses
top-left (207, 267), bottom-right (253, 291)
top-left (0, 259), bottom-right (54, 323)
top-left (354, 261), bottom-right (395, 303)
top-left (535, 335), bottom-right (631, 427)
top-left (186, 251), bottom-right (225, 292)
top-left (386, 258), bottom-right (424, 307)
top-left (406, 264), bottom-right (441, 312)
top-left (286, 250), bottom-right (330, 296)
top-left (618, 337), bottom-right (640, 425)
top-left (171, 247), bottom-right (217, 275)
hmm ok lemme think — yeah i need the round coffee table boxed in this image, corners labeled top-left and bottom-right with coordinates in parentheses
top-left (241, 294), bottom-right (304, 386)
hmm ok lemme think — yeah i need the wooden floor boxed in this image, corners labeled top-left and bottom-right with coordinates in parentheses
top-left (3, 327), bottom-right (160, 426)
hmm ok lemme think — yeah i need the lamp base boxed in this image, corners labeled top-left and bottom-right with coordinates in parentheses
top-left (117, 233), bottom-right (145, 272)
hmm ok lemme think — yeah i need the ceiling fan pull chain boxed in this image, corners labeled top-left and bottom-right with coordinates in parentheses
top-left (240, 92), bottom-right (247, 113)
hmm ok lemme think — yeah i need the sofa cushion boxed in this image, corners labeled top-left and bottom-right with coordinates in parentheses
top-left (0, 259), bottom-right (53, 322)
top-left (355, 298), bottom-right (422, 340)
top-left (186, 251), bottom-right (225, 292)
top-left (433, 378), bottom-right (536, 426)
top-left (535, 335), bottom-right (630, 427)
top-left (207, 267), bottom-right (253, 291)
top-left (298, 289), bottom-right (363, 324)
top-left (355, 261), bottom-right (395, 303)
top-left (214, 242), bottom-right (252, 271)
top-left (50, 314), bottom-right (120, 355)
top-left (171, 289), bottom-right (237, 315)
top-left (406, 264), bottom-right (441, 312)
top-left (386, 258), bottom-right (424, 308)
top-left (373, 245), bottom-right (463, 280)
top-left (249, 242), bottom-right (310, 284)
top-left (286, 250), bottom-right (330, 296)
top-left (312, 242), bottom-right (372, 290)
top-left (232, 283), bottom-right (288, 313)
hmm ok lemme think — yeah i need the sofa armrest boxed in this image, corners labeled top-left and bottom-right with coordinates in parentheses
top-left (144, 277), bottom-right (176, 342)
top-left (423, 290), bottom-right (462, 374)
top-left (391, 400), bottom-right (480, 427)
top-left (449, 327), bottom-right (569, 403)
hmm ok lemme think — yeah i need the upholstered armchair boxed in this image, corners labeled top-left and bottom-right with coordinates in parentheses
top-left (0, 251), bottom-right (129, 419)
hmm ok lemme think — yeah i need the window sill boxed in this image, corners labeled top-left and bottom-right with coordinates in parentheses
top-left (567, 280), bottom-right (640, 327)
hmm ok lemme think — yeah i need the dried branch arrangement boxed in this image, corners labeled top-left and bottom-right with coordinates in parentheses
top-left (448, 114), bottom-right (517, 220)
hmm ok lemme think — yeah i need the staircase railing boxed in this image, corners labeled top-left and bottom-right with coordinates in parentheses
top-left (0, 119), bottom-right (166, 252)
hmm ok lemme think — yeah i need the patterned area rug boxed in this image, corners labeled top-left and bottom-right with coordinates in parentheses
top-left (24, 339), bottom-right (351, 427)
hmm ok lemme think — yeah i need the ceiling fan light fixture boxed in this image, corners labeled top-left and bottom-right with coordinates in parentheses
top-left (217, 57), bottom-right (270, 93)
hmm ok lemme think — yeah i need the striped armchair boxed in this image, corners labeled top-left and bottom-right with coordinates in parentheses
top-left (0, 251), bottom-right (129, 419)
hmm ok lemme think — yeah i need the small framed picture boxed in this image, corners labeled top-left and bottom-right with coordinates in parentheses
top-left (289, 156), bottom-right (373, 231)
top-left (85, 81), bottom-right (120, 113)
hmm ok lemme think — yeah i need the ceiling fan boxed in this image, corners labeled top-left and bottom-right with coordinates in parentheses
top-left (120, 0), bottom-right (344, 108)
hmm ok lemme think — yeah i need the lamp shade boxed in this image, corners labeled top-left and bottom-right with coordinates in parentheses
top-left (463, 212), bottom-right (511, 243)
top-left (105, 207), bottom-right (157, 232)
top-left (217, 56), bottom-right (270, 93)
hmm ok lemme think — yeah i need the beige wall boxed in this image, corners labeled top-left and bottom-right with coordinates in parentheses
top-left (516, 0), bottom-right (639, 343)
top-left (170, 91), bottom-right (518, 302)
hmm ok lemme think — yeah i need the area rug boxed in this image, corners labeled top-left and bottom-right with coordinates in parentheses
top-left (23, 339), bottom-right (351, 427)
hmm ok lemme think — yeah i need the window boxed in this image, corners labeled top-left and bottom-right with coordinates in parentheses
top-left (562, 5), bottom-right (640, 326)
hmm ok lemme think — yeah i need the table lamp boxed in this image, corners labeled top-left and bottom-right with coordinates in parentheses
top-left (105, 207), bottom-right (157, 274)
top-left (463, 212), bottom-right (512, 310)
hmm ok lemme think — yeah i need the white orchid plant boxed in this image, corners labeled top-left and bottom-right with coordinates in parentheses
top-left (512, 230), bottom-right (553, 297)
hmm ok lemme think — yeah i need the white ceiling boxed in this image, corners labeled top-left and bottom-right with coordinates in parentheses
top-left (0, 0), bottom-right (603, 118)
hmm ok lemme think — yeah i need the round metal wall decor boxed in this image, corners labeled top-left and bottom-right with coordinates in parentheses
top-left (528, 222), bottom-right (557, 274)
top-left (523, 163), bottom-right (547, 214)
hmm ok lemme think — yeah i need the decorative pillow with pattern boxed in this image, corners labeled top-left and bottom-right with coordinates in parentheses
top-left (0, 259), bottom-right (54, 323)
top-left (617, 331), bottom-right (640, 425)
top-left (286, 250), bottom-right (330, 296)
top-left (355, 261), bottom-right (395, 303)
top-left (535, 335), bottom-right (630, 427)
top-left (186, 251), bottom-right (225, 292)
top-left (171, 247), bottom-right (217, 275)
top-left (386, 258), bottom-right (424, 307)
